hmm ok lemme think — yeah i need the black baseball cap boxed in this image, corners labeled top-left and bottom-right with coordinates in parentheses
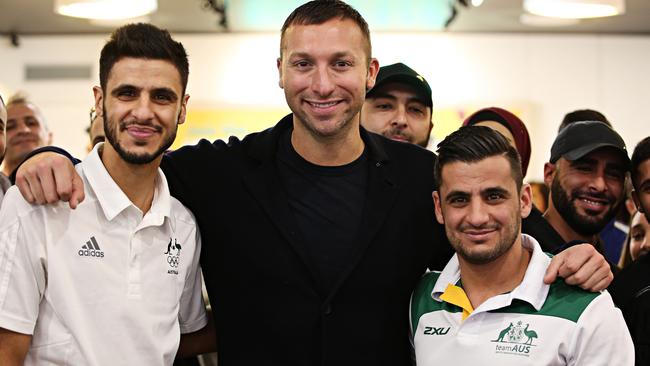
top-left (550, 120), bottom-right (630, 167)
top-left (366, 63), bottom-right (432, 108)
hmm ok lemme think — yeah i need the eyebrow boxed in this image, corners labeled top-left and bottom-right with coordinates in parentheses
top-left (369, 91), bottom-right (427, 106)
top-left (444, 190), bottom-right (470, 203)
top-left (111, 84), bottom-right (179, 100)
top-left (482, 187), bottom-right (510, 197)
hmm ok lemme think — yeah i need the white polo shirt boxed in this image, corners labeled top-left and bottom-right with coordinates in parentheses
top-left (0, 144), bottom-right (207, 365)
top-left (410, 234), bottom-right (634, 366)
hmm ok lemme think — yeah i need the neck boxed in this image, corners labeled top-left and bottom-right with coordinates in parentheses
top-left (543, 202), bottom-right (597, 244)
top-left (290, 114), bottom-right (365, 166)
top-left (458, 235), bottom-right (532, 309)
top-left (99, 144), bottom-right (160, 214)
top-left (2, 160), bottom-right (18, 177)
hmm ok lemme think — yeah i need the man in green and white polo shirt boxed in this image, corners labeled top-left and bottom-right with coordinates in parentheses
top-left (410, 125), bottom-right (633, 365)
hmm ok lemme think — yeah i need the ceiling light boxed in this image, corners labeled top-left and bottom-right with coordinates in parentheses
top-left (54, 0), bottom-right (158, 20)
top-left (524, 0), bottom-right (625, 19)
top-left (520, 13), bottom-right (580, 27)
top-left (471, 0), bottom-right (484, 6)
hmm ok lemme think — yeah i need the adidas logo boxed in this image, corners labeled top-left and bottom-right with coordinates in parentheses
top-left (78, 236), bottom-right (105, 258)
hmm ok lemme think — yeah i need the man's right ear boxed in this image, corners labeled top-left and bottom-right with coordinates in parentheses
top-left (92, 86), bottom-right (104, 117)
top-left (433, 191), bottom-right (444, 225)
top-left (277, 58), bottom-right (284, 89)
top-left (543, 162), bottom-right (556, 188)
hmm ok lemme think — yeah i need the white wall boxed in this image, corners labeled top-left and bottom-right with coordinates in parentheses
top-left (1, 31), bottom-right (649, 181)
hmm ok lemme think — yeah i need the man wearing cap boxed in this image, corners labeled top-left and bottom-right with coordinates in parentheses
top-left (361, 63), bottom-right (433, 148)
top-left (540, 121), bottom-right (629, 258)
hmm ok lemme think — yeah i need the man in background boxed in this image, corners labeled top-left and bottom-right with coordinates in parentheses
top-left (609, 136), bottom-right (650, 364)
top-left (536, 121), bottom-right (629, 260)
top-left (2, 93), bottom-right (52, 176)
top-left (360, 62), bottom-right (433, 148)
top-left (86, 106), bottom-right (105, 153)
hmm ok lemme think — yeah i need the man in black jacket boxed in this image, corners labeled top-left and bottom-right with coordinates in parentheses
top-left (609, 136), bottom-right (650, 365)
top-left (13, 1), bottom-right (612, 365)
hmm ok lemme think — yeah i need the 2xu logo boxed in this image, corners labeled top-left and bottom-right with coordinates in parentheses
top-left (423, 326), bottom-right (450, 335)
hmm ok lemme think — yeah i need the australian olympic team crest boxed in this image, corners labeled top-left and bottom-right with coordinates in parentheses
top-left (491, 320), bottom-right (539, 357)
top-left (164, 238), bottom-right (182, 275)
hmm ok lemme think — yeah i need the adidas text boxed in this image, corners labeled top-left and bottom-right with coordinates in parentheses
top-left (78, 249), bottom-right (105, 258)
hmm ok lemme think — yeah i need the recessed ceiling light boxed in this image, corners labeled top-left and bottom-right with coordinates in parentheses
top-left (524, 0), bottom-right (625, 19)
top-left (54, 0), bottom-right (157, 20)
top-left (520, 13), bottom-right (581, 27)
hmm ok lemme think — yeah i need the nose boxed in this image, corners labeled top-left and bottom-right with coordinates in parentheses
top-left (311, 66), bottom-right (335, 97)
top-left (390, 105), bottom-right (408, 129)
top-left (16, 121), bottom-right (31, 134)
top-left (466, 200), bottom-right (489, 227)
top-left (131, 96), bottom-right (155, 121)
top-left (588, 170), bottom-right (607, 193)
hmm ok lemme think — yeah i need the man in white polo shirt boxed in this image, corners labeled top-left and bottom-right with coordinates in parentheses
top-left (410, 126), bottom-right (633, 365)
top-left (0, 23), bottom-right (208, 365)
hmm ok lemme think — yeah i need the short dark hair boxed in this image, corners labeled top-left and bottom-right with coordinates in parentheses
top-left (435, 126), bottom-right (523, 192)
top-left (99, 23), bottom-right (189, 94)
top-left (559, 109), bottom-right (611, 132)
top-left (631, 136), bottom-right (650, 188)
top-left (280, 0), bottom-right (371, 61)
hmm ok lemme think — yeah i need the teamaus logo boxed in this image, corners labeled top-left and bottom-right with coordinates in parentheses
top-left (164, 238), bottom-right (181, 275)
top-left (78, 236), bottom-right (104, 258)
top-left (491, 321), bottom-right (539, 357)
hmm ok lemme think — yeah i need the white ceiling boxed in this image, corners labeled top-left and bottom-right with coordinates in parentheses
top-left (1, 0), bottom-right (649, 37)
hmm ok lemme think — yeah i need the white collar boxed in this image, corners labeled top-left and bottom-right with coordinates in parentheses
top-left (80, 143), bottom-right (173, 230)
top-left (432, 234), bottom-right (551, 312)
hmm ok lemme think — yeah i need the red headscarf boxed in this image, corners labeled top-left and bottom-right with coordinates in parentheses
top-left (463, 107), bottom-right (532, 177)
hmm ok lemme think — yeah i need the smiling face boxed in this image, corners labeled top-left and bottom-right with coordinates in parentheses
top-left (5, 102), bottom-right (51, 167)
top-left (434, 155), bottom-right (532, 265)
top-left (545, 148), bottom-right (627, 237)
top-left (361, 82), bottom-right (432, 147)
top-left (95, 57), bottom-right (188, 165)
top-left (278, 18), bottom-right (378, 140)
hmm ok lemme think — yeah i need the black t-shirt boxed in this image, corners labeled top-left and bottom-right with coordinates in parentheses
top-left (277, 129), bottom-right (368, 293)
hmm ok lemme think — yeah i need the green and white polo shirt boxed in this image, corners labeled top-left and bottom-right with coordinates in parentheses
top-left (410, 234), bottom-right (633, 365)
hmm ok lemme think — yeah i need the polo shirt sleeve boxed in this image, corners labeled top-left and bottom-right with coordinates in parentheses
top-left (0, 188), bottom-right (47, 335)
top-left (178, 228), bottom-right (208, 334)
top-left (568, 291), bottom-right (634, 365)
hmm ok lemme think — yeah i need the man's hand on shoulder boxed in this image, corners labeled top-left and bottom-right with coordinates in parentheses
top-left (15, 152), bottom-right (85, 209)
top-left (543, 244), bottom-right (613, 292)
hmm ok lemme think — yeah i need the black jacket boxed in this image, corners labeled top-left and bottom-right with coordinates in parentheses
top-left (161, 114), bottom-right (453, 366)
top-left (609, 253), bottom-right (650, 365)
